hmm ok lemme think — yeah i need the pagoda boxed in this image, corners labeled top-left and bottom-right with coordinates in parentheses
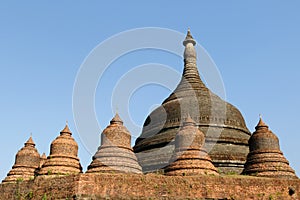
top-left (3, 137), bottom-right (40, 183)
top-left (134, 29), bottom-right (251, 174)
top-left (39, 124), bottom-right (82, 175)
top-left (87, 114), bottom-right (142, 174)
top-left (165, 115), bottom-right (218, 176)
top-left (243, 117), bottom-right (297, 179)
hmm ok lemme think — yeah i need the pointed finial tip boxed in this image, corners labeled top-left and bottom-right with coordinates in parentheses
top-left (111, 113), bottom-right (123, 124)
top-left (256, 114), bottom-right (268, 129)
top-left (41, 152), bottom-right (47, 159)
top-left (186, 113), bottom-right (191, 119)
top-left (61, 122), bottom-right (72, 134)
top-left (183, 113), bottom-right (196, 126)
top-left (183, 28), bottom-right (196, 46)
top-left (25, 135), bottom-right (35, 146)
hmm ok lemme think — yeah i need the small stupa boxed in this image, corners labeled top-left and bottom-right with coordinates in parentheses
top-left (3, 136), bottom-right (40, 183)
top-left (87, 114), bottom-right (142, 174)
top-left (165, 115), bottom-right (218, 176)
top-left (39, 153), bottom-right (47, 168)
top-left (39, 123), bottom-right (82, 175)
top-left (243, 117), bottom-right (297, 179)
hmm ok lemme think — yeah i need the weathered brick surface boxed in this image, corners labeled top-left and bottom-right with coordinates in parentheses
top-left (87, 114), bottom-right (142, 174)
top-left (0, 173), bottom-right (299, 199)
top-left (243, 118), bottom-right (297, 179)
top-left (3, 137), bottom-right (41, 183)
top-left (134, 30), bottom-right (251, 174)
top-left (39, 124), bottom-right (82, 175)
top-left (0, 175), bottom-right (78, 199)
top-left (165, 116), bottom-right (218, 176)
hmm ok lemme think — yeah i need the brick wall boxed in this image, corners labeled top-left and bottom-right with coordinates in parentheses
top-left (0, 174), bottom-right (299, 199)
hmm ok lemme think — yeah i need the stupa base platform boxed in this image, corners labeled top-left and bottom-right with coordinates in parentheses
top-left (0, 173), bottom-right (299, 199)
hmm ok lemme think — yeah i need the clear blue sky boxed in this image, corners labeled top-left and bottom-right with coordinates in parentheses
top-left (0, 1), bottom-right (299, 180)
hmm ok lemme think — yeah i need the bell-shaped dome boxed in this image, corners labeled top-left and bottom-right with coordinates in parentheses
top-left (134, 29), bottom-right (250, 174)
top-left (249, 117), bottom-right (280, 152)
top-left (243, 117), bottom-right (297, 179)
top-left (165, 115), bottom-right (218, 176)
top-left (49, 124), bottom-right (79, 157)
top-left (87, 114), bottom-right (142, 174)
top-left (100, 113), bottom-right (131, 149)
top-left (3, 136), bottom-right (40, 183)
top-left (39, 124), bottom-right (82, 175)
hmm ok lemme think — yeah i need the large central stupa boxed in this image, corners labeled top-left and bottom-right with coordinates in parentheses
top-left (133, 29), bottom-right (251, 174)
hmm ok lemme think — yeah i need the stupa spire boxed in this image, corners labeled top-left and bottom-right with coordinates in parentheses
top-left (25, 136), bottom-right (35, 147)
top-left (110, 113), bottom-right (123, 125)
top-left (60, 121), bottom-right (72, 135)
top-left (183, 28), bottom-right (196, 46)
top-left (183, 113), bottom-right (196, 126)
top-left (182, 28), bottom-right (199, 76)
top-left (166, 28), bottom-right (204, 96)
top-left (256, 115), bottom-right (268, 129)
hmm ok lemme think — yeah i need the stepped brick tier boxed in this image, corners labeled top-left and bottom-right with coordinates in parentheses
top-left (134, 29), bottom-right (251, 174)
top-left (39, 124), bottom-right (82, 175)
top-left (2, 137), bottom-right (40, 183)
top-left (165, 115), bottom-right (218, 176)
top-left (87, 114), bottom-right (142, 174)
top-left (243, 117), bottom-right (297, 179)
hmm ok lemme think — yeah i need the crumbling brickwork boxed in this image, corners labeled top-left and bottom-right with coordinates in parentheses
top-left (0, 173), bottom-right (299, 199)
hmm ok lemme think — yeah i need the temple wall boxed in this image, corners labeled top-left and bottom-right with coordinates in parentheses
top-left (0, 173), bottom-right (299, 199)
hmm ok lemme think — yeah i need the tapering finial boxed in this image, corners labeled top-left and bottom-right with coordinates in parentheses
top-left (256, 115), bottom-right (268, 129)
top-left (25, 135), bottom-right (35, 147)
top-left (61, 122), bottom-right (72, 135)
top-left (183, 113), bottom-right (196, 127)
top-left (110, 113), bottom-right (123, 125)
top-left (41, 152), bottom-right (47, 159)
top-left (183, 28), bottom-right (196, 46)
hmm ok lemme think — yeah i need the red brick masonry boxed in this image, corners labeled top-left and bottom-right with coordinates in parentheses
top-left (0, 173), bottom-right (299, 199)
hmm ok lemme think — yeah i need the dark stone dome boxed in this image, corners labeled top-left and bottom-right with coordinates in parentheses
top-left (134, 29), bottom-right (251, 174)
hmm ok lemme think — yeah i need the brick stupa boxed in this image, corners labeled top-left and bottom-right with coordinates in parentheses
top-left (165, 115), bottom-right (218, 176)
top-left (39, 124), bottom-right (82, 175)
top-left (87, 114), bottom-right (142, 174)
top-left (39, 153), bottom-right (47, 168)
top-left (134, 29), bottom-right (251, 174)
top-left (243, 117), bottom-right (297, 179)
top-left (3, 136), bottom-right (40, 183)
